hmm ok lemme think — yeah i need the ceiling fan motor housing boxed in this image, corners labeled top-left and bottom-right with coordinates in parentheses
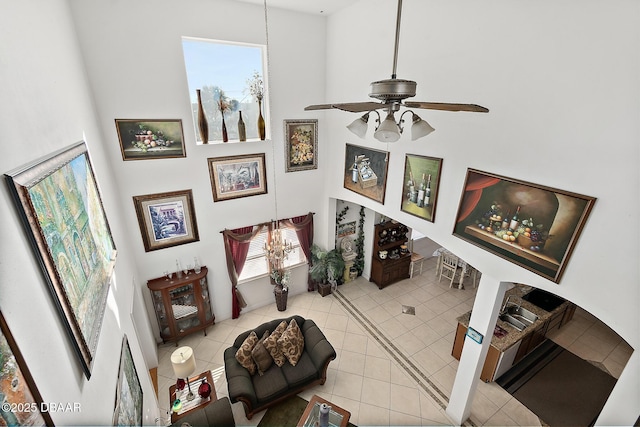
top-left (369, 78), bottom-right (417, 102)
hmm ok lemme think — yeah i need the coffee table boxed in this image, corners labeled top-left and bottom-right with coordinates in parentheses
top-left (297, 395), bottom-right (351, 427)
top-left (169, 370), bottom-right (216, 423)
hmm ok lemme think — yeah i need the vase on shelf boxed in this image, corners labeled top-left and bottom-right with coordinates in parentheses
top-left (238, 111), bottom-right (246, 142)
top-left (221, 113), bottom-right (228, 142)
top-left (196, 89), bottom-right (209, 144)
top-left (257, 98), bottom-right (266, 140)
top-left (198, 378), bottom-right (212, 399)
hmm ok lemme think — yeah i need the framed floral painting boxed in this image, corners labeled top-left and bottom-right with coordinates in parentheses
top-left (284, 119), bottom-right (318, 172)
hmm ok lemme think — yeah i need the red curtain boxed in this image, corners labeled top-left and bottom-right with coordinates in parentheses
top-left (222, 223), bottom-right (268, 319)
top-left (457, 173), bottom-right (501, 222)
top-left (281, 212), bottom-right (315, 291)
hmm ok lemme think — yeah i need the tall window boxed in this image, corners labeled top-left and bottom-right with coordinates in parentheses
top-left (181, 37), bottom-right (269, 144)
top-left (238, 225), bottom-right (307, 283)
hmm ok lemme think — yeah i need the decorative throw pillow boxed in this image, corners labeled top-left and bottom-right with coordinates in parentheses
top-left (277, 319), bottom-right (305, 366)
top-left (235, 331), bottom-right (259, 375)
top-left (264, 320), bottom-right (288, 367)
top-left (251, 330), bottom-right (273, 375)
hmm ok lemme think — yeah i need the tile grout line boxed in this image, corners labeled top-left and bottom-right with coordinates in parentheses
top-left (333, 288), bottom-right (477, 427)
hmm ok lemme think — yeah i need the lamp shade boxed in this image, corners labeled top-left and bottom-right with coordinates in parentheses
top-left (346, 113), bottom-right (370, 139)
top-left (411, 114), bottom-right (435, 140)
top-left (171, 346), bottom-right (196, 379)
top-left (374, 112), bottom-right (401, 142)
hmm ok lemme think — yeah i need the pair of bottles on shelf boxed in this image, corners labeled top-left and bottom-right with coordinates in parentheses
top-left (501, 206), bottom-right (521, 231)
top-left (175, 257), bottom-right (202, 279)
top-left (407, 172), bottom-right (431, 207)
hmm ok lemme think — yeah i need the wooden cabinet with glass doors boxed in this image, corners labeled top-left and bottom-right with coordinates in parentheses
top-left (147, 266), bottom-right (215, 344)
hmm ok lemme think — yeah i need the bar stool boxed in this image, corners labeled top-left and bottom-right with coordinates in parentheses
top-left (410, 252), bottom-right (425, 278)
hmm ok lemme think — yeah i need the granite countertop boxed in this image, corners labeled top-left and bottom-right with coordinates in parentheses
top-left (456, 284), bottom-right (570, 352)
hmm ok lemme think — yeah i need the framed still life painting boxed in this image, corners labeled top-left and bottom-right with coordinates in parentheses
top-left (5, 141), bottom-right (117, 379)
top-left (284, 119), bottom-right (318, 172)
top-left (115, 119), bottom-right (186, 161)
top-left (0, 312), bottom-right (54, 426)
top-left (453, 169), bottom-right (596, 283)
top-left (112, 335), bottom-right (143, 426)
top-left (133, 189), bottom-right (199, 252)
top-left (400, 154), bottom-right (443, 222)
top-left (343, 144), bottom-right (390, 204)
top-left (207, 153), bottom-right (267, 202)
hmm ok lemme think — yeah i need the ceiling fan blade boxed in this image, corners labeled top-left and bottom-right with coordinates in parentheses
top-left (332, 102), bottom-right (388, 113)
top-left (405, 101), bottom-right (489, 113)
top-left (304, 104), bottom-right (336, 111)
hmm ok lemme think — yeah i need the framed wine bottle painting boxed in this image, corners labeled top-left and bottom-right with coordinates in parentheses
top-left (453, 169), bottom-right (596, 283)
top-left (400, 154), bottom-right (442, 222)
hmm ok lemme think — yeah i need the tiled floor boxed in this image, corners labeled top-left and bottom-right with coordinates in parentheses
top-left (155, 251), bottom-right (632, 426)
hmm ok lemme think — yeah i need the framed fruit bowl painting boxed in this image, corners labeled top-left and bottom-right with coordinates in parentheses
top-left (453, 169), bottom-right (596, 283)
top-left (284, 119), bottom-right (318, 172)
top-left (115, 119), bottom-right (186, 161)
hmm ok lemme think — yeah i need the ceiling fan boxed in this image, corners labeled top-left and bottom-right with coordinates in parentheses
top-left (304, 0), bottom-right (489, 142)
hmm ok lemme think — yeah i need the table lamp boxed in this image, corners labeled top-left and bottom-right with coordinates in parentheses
top-left (171, 346), bottom-right (197, 401)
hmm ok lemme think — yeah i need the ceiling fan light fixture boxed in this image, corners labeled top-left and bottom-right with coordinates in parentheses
top-left (346, 112), bottom-right (370, 139)
top-left (410, 113), bottom-right (435, 140)
top-left (374, 112), bottom-right (401, 142)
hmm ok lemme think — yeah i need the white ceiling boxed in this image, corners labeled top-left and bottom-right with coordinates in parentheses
top-left (233, 0), bottom-right (359, 15)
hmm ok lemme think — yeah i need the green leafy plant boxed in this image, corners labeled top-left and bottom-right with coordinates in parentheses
top-left (310, 244), bottom-right (345, 285)
top-left (354, 205), bottom-right (365, 276)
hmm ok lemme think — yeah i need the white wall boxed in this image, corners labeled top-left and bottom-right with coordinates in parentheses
top-left (322, 0), bottom-right (639, 424)
top-left (0, 0), bottom-right (159, 424)
top-left (67, 0), bottom-right (329, 324)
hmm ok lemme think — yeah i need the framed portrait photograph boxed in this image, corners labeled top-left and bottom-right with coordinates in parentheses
top-left (400, 154), bottom-right (443, 222)
top-left (0, 312), bottom-right (55, 426)
top-left (113, 335), bottom-right (143, 426)
top-left (5, 141), bottom-right (117, 379)
top-left (343, 144), bottom-right (390, 204)
top-left (133, 189), bottom-right (199, 252)
top-left (453, 169), bottom-right (596, 283)
top-left (207, 153), bottom-right (267, 202)
top-left (115, 119), bottom-right (186, 161)
top-left (284, 119), bottom-right (318, 172)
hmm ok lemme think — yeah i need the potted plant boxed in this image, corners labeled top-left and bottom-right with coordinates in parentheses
top-left (310, 244), bottom-right (346, 287)
top-left (270, 268), bottom-right (290, 311)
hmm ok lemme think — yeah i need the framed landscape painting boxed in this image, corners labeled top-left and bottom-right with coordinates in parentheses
top-left (453, 169), bottom-right (596, 283)
top-left (133, 190), bottom-right (199, 252)
top-left (284, 119), bottom-right (318, 172)
top-left (400, 154), bottom-right (443, 222)
top-left (5, 141), bottom-right (117, 379)
top-left (0, 312), bottom-right (54, 426)
top-left (343, 144), bottom-right (390, 204)
top-left (113, 335), bottom-right (143, 426)
top-left (115, 119), bottom-right (186, 161)
top-left (208, 153), bottom-right (267, 202)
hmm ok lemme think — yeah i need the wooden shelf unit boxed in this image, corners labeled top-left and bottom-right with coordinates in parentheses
top-left (370, 221), bottom-right (411, 289)
top-left (147, 266), bottom-right (215, 344)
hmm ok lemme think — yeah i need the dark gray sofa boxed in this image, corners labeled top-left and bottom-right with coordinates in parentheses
top-left (169, 396), bottom-right (235, 427)
top-left (223, 315), bottom-right (336, 420)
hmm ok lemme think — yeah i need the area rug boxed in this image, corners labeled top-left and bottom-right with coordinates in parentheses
top-left (257, 395), bottom-right (357, 427)
top-left (497, 340), bottom-right (617, 426)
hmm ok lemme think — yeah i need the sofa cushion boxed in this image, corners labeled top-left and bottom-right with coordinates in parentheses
top-left (277, 319), bottom-right (304, 366)
top-left (281, 351), bottom-right (318, 389)
top-left (263, 320), bottom-right (287, 367)
top-left (251, 330), bottom-right (272, 375)
top-left (252, 363), bottom-right (288, 404)
top-left (235, 331), bottom-right (259, 375)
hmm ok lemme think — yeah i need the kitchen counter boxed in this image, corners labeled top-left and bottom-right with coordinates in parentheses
top-left (456, 284), bottom-right (571, 352)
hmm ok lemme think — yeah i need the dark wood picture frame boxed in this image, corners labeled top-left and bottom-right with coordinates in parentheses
top-left (400, 154), bottom-right (443, 222)
top-left (4, 141), bottom-right (117, 379)
top-left (112, 335), bottom-right (143, 426)
top-left (343, 144), bottom-right (390, 204)
top-left (0, 312), bottom-right (55, 426)
top-left (453, 168), bottom-right (596, 283)
top-left (284, 119), bottom-right (318, 172)
top-left (207, 153), bottom-right (268, 202)
top-left (115, 119), bottom-right (186, 161)
top-left (133, 189), bottom-right (199, 252)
